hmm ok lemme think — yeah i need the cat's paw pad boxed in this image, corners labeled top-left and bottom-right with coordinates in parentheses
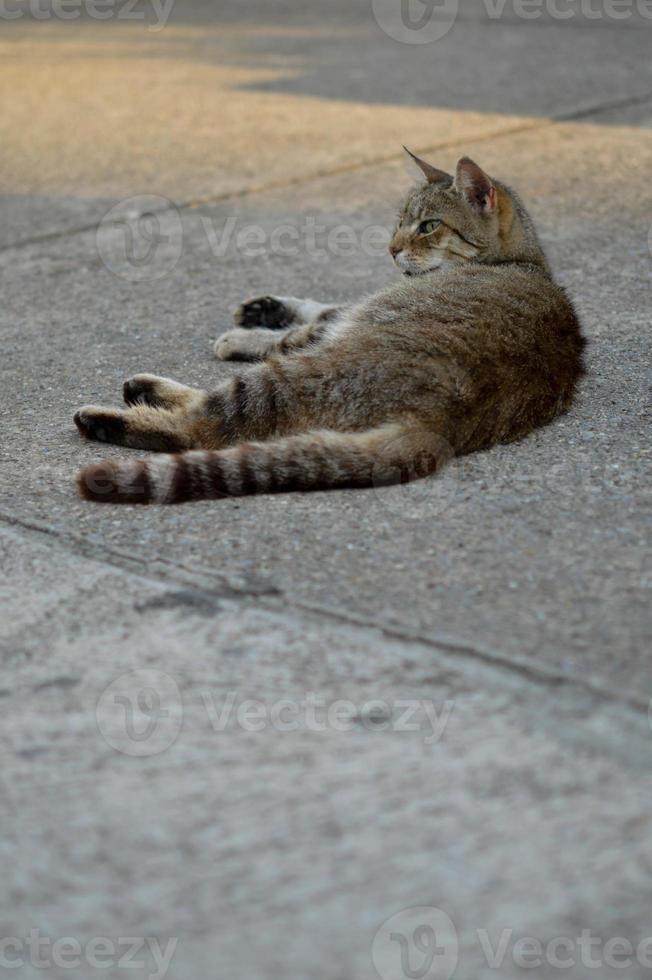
top-left (234, 296), bottom-right (293, 329)
top-left (123, 374), bottom-right (165, 407)
top-left (214, 330), bottom-right (261, 362)
top-left (74, 407), bottom-right (126, 443)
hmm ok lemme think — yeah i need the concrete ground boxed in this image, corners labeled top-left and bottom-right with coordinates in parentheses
top-left (0, 2), bottom-right (651, 978)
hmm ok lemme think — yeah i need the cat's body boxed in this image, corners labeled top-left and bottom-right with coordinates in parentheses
top-left (75, 154), bottom-right (585, 504)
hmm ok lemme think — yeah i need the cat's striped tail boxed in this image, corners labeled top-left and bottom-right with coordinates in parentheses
top-left (76, 424), bottom-right (443, 505)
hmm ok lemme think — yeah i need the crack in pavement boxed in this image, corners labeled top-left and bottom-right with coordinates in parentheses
top-left (1, 508), bottom-right (649, 724)
top-left (1, 85), bottom-right (650, 745)
top-left (0, 509), bottom-right (280, 601)
top-left (1, 88), bottom-right (650, 256)
top-left (289, 598), bottom-right (652, 715)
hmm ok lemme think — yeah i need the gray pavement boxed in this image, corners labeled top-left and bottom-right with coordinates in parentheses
top-left (0, 3), bottom-right (651, 979)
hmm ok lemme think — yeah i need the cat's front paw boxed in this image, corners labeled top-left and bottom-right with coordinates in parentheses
top-left (234, 296), bottom-right (293, 329)
top-left (214, 329), bottom-right (264, 362)
top-left (123, 375), bottom-right (160, 406)
top-left (74, 406), bottom-right (126, 444)
top-left (123, 374), bottom-right (195, 410)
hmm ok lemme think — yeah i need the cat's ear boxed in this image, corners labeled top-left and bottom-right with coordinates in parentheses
top-left (454, 157), bottom-right (497, 213)
top-left (403, 147), bottom-right (451, 185)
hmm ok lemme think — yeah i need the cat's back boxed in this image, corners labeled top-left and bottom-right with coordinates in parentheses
top-left (364, 262), bottom-right (569, 324)
top-left (348, 261), bottom-right (584, 371)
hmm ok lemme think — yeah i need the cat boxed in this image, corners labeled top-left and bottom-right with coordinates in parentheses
top-left (74, 152), bottom-right (585, 504)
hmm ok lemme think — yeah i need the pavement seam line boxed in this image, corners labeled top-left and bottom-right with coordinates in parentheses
top-left (2, 88), bottom-right (651, 255)
top-left (1, 528), bottom-right (650, 781)
top-left (0, 509), bottom-right (279, 601)
top-left (1, 508), bottom-right (648, 718)
top-left (286, 597), bottom-right (651, 714)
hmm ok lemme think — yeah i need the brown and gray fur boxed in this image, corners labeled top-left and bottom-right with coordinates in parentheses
top-left (74, 154), bottom-right (585, 505)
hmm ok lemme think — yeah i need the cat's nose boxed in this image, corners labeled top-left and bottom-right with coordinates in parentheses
top-left (389, 244), bottom-right (402, 258)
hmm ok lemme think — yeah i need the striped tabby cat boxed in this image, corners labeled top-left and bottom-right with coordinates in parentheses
top-left (74, 153), bottom-right (585, 504)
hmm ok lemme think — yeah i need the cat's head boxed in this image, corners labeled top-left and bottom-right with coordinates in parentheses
top-left (389, 151), bottom-right (546, 276)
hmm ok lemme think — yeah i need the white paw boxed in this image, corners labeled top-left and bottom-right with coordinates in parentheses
top-left (214, 329), bottom-right (260, 362)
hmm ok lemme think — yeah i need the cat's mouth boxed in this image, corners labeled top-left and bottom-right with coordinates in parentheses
top-left (395, 255), bottom-right (446, 277)
top-left (402, 267), bottom-right (437, 278)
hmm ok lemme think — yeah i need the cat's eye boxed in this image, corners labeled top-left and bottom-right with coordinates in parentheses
top-left (418, 219), bottom-right (441, 236)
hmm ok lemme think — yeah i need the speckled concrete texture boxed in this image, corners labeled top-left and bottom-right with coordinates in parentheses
top-left (0, 3), bottom-right (651, 978)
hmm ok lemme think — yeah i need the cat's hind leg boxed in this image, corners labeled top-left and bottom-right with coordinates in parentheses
top-left (76, 361), bottom-right (296, 451)
top-left (74, 404), bottom-right (195, 452)
top-left (234, 296), bottom-right (342, 330)
top-left (76, 421), bottom-right (445, 505)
